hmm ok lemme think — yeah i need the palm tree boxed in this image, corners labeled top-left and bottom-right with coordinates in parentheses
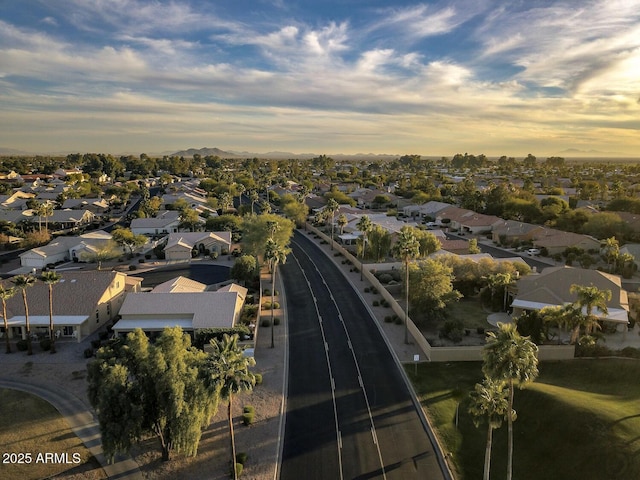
top-left (12, 275), bottom-right (36, 355)
top-left (219, 192), bottom-right (233, 213)
top-left (208, 334), bottom-right (256, 480)
top-left (264, 239), bottom-right (289, 348)
top-left (0, 285), bottom-right (16, 354)
top-left (42, 201), bottom-right (54, 232)
top-left (393, 227), bottom-right (420, 344)
top-left (40, 271), bottom-right (61, 354)
top-left (570, 284), bottom-right (612, 339)
top-left (468, 377), bottom-right (510, 480)
top-left (235, 183), bottom-right (246, 209)
top-left (356, 215), bottom-right (373, 281)
top-left (266, 220), bottom-right (279, 240)
top-left (337, 213), bottom-right (348, 235)
top-left (482, 322), bottom-right (539, 480)
top-left (249, 191), bottom-right (259, 215)
top-left (325, 198), bottom-right (339, 250)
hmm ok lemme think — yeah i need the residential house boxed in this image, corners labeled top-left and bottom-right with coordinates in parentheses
top-left (436, 205), bottom-right (501, 234)
top-left (491, 220), bottom-right (546, 245)
top-left (1, 271), bottom-right (141, 342)
top-left (0, 191), bottom-right (36, 210)
top-left (620, 244), bottom-right (640, 270)
top-left (112, 281), bottom-right (247, 335)
top-left (402, 200), bottom-right (451, 221)
top-left (511, 266), bottom-right (629, 328)
top-left (19, 230), bottom-right (113, 268)
top-left (130, 210), bottom-right (181, 236)
top-left (163, 231), bottom-right (232, 262)
top-left (531, 228), bottom-right (601, 256)
top-left (43, 209), bottom-right (95, 230)
top-left (61, 197), bottom-right (110, 214)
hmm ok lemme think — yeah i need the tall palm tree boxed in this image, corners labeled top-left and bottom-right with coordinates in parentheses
top-left (249, 191), bottom-right (259, 215)
top-left (266, 220), bottom-right (279, 240)
top-left (356, 215), bottom-right (373, 281)
top-left (264, 239), bottom-right (289, 348)
top-left (570, 284), bottom-right (612, 339)
top-left (337, 213), bottom-right (348, 235)
top-left (0, 285), bottom-right (16, 354)
top-left (12, 275), bottom-right (36, 355)
top-left (208, 334), bottom-right (256, 480)
top-left (325, 198), bottom-right (339, 250)
top-left (468, 377), bottom-right (510, 480)
top-left (482, 322), bottom-right (539, 480)
top-left (40, 271), bottom-right (61, 354)
top-left (393, 227), bottom-right (420, 344)
top-left (42, 201), bottom-right (54, 232)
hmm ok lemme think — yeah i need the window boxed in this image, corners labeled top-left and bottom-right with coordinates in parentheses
top-left (96, 309), bottom-right (99, 323)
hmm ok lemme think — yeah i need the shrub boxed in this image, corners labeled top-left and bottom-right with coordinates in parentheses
top-left (236, 452), bottom-right (248, 465)
top-left (91, 339), bottom-right (101, 349)
top-left (364, 287), bottom-right (370, 293)
top-left (242, 412), bottom-right (255, 425)
top-left (243, 405), bottom-right (255, 414)
top-left (384, 316), bottom-right (393, 323)
top-left (273, 317), bottom-right (281, 326)
top-left (439, 319), bottom-right (465, 343)
top-left (138, 258), bottom-right (145, 263)
top-left (128, 265), bottom-right (137, 271)
top-left (477, 327), bottom-right (485, 335)
top-left (83, 348), bottom-right (94, 358)
top-left (261, 319), bottom-right (271, 327)
top-left (99, 331), bottom-right (109, 341)
top-left (39, 338), bottom-right (52, 351)
top-left (263, 288), bottom-right (271, 296)
top-left (373, 300), bottom-right (379, 307)
top-left (378, 273), bottom-right (393, 284)
top-left (394, 316), bottom-right (404, 325)
top-left (145, 254), bottom-right (151, 259)
top-left (16, 339), bottom-right (28, 351)
top-left (233, 463), bottom-right (243, 477)
top-left (254, 373), bottom-right (263, 385)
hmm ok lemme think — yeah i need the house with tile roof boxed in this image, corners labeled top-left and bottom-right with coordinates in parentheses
top-left (112, 282), bottom-right (247, 335)
top-left (163, 231), bottom-right (232, 262)
top-left (531, 228), bottom-right (601, 256)
top-left (1, 271), bottom-right (142, 342)
top-left (19, 230), bottom-right (113, 269)
top-left (511, 266), bottom-right (629, 327)
top-left (491, 220), bottom-right (546, 244)
top-left (130, 210), bottom-right (181, 236)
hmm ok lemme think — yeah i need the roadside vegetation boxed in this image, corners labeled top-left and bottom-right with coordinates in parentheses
top-left (408, 358), bottom-right (640, 480)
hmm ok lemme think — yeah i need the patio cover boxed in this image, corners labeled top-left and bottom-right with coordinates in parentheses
top-left (510, 299), bottom-right (629, 323)
top-left (112, 319), bottom-right (193, 332)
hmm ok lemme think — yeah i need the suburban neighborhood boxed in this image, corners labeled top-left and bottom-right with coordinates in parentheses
top-left (0, 151), bottom-right (639, 480)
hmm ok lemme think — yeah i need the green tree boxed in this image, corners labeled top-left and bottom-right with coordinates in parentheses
top-left (367, 224), bottom-right (392, 262)
top-left (230, 255), bottom-right (257, 285)
top-left (282, 200), bottom-right (309, 228)
top-left (241, 214), bottom-right (294, 260)
top-left (264, 239), bottom-right (289, 348)
top-left (393, 227), bottom-right (420, 344)
top-left (468, 377), bottom-right (510, 480)
top-left (0, 285), bottom-right (16, 354)
top-left (12, 275), bottom-right (36, 355)
top-left (413, 228), bottom-right (442, 257)
top-left (482, 322), bottom-right (539, 480)
top-left (468, 238), bottom-right (481, 254)
top-left (207, 334), bottom-right (256, 480)
top-left (179, 209), bottom-right (201, 232)
top-left (87, 327), bottom-right (219, 462)
top-left (601, 236), bottom-right (619, 272)
top-left (249, 191), bottom-right (259, 215)
top-left (40, 271), bottom-right (61, 354)
top-left (80, 240), bottom-right (121, 270)
top-left (111, 228), bottom-right (147, 257)
top-left (408, 259), bottom-right (461, 320)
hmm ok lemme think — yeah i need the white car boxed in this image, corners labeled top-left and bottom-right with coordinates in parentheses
top-left (526, 248), bottom-right (541, 256)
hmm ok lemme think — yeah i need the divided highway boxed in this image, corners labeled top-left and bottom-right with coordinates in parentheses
top-left (279, 231), bottom-right (449, 480)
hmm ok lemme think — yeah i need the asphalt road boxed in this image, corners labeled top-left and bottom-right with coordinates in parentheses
top-left (280, 231), bottom-right (447, 480)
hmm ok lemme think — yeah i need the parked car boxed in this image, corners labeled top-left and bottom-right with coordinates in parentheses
top-left (526, 248), bottom-right (541, 256)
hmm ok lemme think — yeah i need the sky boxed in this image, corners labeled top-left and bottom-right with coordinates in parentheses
top-left (1, 1), bottom-right (639, 157)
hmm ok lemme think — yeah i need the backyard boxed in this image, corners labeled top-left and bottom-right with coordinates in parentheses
top-left (407, 358), bottom-right (640, 480)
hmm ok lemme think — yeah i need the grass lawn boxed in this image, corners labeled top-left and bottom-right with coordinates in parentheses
top-left (407, 358), bottom-right (640, 480)
top-left (0, 389), bottom-right (106, 480)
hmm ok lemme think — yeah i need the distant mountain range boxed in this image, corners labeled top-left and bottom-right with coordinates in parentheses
top-left (170, 147), bottom-right (400, 161)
